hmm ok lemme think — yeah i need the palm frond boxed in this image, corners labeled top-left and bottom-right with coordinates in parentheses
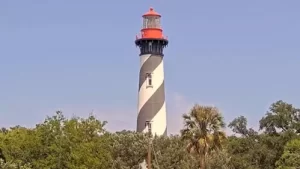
top-left (181, 104), bottom-right (227, 158)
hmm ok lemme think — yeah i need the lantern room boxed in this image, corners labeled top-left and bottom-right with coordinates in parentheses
top-left (135, 7), bottom-right (168, 56)
top-left (142, 7), bottom-right (161, 29)
top-left (137, 7), bottom-right (166, 40)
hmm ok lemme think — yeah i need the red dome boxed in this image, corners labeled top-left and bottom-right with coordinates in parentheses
top-left (142, 7), bottom-right (161, 17)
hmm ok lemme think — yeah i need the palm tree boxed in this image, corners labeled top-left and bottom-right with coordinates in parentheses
top-left (180, 104), bottom-right (226, 169)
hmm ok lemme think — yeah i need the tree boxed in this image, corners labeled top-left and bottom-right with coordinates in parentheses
top-left (0, 126), bottom-right (39, 167)
top-left (110, 130), bottom-right (148, 169)
top-left (226, 102), bottom-right (300, 169)
top-left (0, 148), bottom-right (6, 163)
top-left (151, 135), bottom-right (198, 169)
top-left (111, 132), bottom-right (199, 169)
top-left (32, 111), bottom-right (69, 168)
top-left (257, 101), bottom-right (300, 168)
top-left (180, 104), bottom-right (226, 169)
top-left (32, 111), bottom-right (112, 169)
top-left (206, 149), bottom-right (233, 169)
top-left (276, 139), bottom-right (300, 169)
top-left (0, 111), bottom-right (113, 169)
top-left (260, 100), bottom-right (300, 134)
top-left (226, 116), bottom-right (262, 168)
top-left (0, 159), bottom-right (32, 169)
top-left (62, 115), bottom-right (112, 169)
top-left (228, 116), bottom-right (257, 137)
top-left (1, 100), bottom-right (299, 168)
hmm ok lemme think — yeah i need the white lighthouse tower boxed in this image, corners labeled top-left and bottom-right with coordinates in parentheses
top-left (135, 7), bottom-right (168, 137)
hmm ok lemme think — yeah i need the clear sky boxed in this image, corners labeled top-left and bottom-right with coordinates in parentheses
top-left (1, 1), bottom-right (299, 134)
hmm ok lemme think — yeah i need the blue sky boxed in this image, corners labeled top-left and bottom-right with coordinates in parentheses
top-left (1, 1), bottom-right (299, 134)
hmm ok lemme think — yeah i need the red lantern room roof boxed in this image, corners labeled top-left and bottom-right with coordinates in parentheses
top-left (142, 7), bottom-right (161, 17)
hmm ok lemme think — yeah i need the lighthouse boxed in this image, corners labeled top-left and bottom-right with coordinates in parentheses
top-left (135, 7), bottom-right (168, 136)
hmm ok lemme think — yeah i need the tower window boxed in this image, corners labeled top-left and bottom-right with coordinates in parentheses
top-left (148, 42), bottom-right (152, 52)
top-left (146, 73), bottom-right (152, 87)
top-left (148, 77), bottom-right (152, 86)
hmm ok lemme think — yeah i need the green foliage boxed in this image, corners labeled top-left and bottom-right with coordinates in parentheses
top-left (276, 138), bottom-right (300, 169)
top-left (0, 111), bottom-right (112, 169)
top-left (0, 100), bottom-right (299, 169)
top-left (0, 159), bottom-right (32, 169)
top-left (206, 149), bottom-right (233, 169)
top-left (0, 148), bottom-right (6, 162)
top-left (226, 101), bottom-right (300, 169)
top-left (152, 135), bottom-right (198, 169)
top-left (110, 130), bottom-right (148, 169)
top-left (228, 116), bottom-right (257, 137)
top-left (260, 100), bottom-right (300, 134)
top-left (0, 126), bottom-right (38, 166)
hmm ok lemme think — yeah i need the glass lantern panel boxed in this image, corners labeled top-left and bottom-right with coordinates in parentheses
top-left (143, 16), bottom-right (161, 29)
